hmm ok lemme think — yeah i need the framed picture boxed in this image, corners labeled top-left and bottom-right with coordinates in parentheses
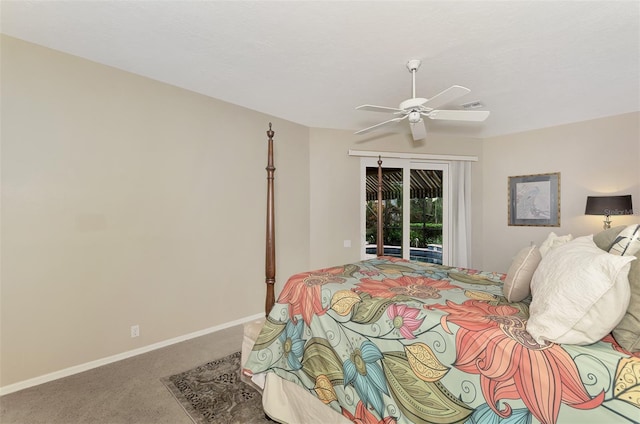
top-left (508, 172), bottom-right (560, 226)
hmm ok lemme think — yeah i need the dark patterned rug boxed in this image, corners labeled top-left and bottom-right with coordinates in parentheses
top-left (162, 351), bottom-right (272, 424)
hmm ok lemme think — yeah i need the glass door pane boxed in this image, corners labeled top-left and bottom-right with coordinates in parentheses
top-left (409, 169), bottom-right (443, 264)
top-left (365, 167), bottom-right (403, 259)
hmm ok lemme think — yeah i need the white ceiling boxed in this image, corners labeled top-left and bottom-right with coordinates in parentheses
top-left (2, 0), bottom-right (639, 138)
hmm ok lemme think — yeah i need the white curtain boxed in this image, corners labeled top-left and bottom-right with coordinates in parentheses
top-left (450, 161), bottom-right (472, 268)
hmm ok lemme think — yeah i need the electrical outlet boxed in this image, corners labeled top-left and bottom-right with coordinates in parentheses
top-left (130, 325), bottom-right (140, 338)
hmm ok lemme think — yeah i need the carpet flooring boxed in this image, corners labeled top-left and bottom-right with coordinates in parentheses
top-left (0, 325), bottom-right (250, 424)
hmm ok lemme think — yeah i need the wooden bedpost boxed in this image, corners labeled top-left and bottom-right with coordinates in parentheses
top-left (377, 156), bottom-right (384, 257)
top-left (265, 123), bottom-right (276, 316)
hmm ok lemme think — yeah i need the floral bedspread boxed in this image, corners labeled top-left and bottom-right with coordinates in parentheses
top-left (244, 257), bottom-right (640, 424)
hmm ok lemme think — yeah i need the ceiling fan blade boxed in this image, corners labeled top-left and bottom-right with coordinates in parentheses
top-left (354, 116), bottom-right (407, 135)
top-left (427, 110), bottom-right (490, 122)
top-left (356, 104), bottom-right (404, 113)
top-left (410, 120), bottom-right (427, 141)
top-left (422, 85), bottom-right (471, 109)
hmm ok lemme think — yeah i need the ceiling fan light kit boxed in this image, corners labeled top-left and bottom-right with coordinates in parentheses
top-left (355, 59), bottom-right (490, 141)
top-left (408, 111), bottom-right (422, 124)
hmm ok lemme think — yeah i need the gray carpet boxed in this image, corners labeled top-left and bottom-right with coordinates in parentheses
top-left (0, 326), bottom-right (247, 424)
top-left (162, 351), bottom-right (271, 424)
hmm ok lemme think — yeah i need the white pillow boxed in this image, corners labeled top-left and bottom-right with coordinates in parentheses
top-left (503, 245), bottom-right (541, 302)
top-left (526, 235), bottom-right (635, 345)
top-left (609, 224), bottom-right (640, 256)
top-left (539, 232), bottom-right (573, 257)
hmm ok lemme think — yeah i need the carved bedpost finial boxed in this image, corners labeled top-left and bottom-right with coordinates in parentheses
top-left (267, 122), bottom-right (274, 139)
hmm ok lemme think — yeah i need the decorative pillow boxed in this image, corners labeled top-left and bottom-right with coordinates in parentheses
top-left (538, 232), bottom-right (573, 257)
top-left (503, 245), bottom-right (541, 302)
top-left (593, 225), bottom-right (626, 250)
top-left (526, 235), bottom-right (635, 345)
top-left (609, 224), bottom-right (640, 256)
top-left (613, 252), bottom-right (640, 352)
top-left (594, 226), bottom-right (640, 353)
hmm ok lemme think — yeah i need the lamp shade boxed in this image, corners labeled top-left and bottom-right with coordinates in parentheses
top-left (585, 195), bottom-right (633, 216)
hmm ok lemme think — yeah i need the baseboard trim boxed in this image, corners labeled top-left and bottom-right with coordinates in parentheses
top-left (0, 312), bottom-right (264, 396)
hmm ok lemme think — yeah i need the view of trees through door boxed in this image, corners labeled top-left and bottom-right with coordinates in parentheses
top-left (364, 163), bottom-right (445, 264)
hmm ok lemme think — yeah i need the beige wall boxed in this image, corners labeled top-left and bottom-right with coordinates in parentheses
top-left (308, 128), bottom-right (484, 270)
top-left (1, 36), bottom-right (310, 387)
top-left (482, 112), bottom-right (640, 272)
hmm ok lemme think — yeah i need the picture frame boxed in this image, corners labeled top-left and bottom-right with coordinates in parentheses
top-left (508, 172), bottom-right (560, 226)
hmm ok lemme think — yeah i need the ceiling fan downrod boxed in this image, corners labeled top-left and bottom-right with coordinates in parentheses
top-left (407, 59), bottom-right (421, 99)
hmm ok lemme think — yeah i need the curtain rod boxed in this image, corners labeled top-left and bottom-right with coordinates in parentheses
top-left (348, 149), bottom-right (478, 162)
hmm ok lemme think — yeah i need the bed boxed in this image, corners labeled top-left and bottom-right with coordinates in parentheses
top-left (243, 124), bottom-right (640, 424)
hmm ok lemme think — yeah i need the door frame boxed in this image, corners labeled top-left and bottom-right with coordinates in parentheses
top-left (359, 157), bottom-right (451, 265)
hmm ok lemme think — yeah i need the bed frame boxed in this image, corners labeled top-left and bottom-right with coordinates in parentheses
top-left (263, 123), bottom-right (384, 315)
top-left (255, 124), bottom-right (635, 424)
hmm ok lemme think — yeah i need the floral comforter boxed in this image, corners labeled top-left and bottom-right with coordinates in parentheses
top-left (244, 257), bottom-right (640, 424)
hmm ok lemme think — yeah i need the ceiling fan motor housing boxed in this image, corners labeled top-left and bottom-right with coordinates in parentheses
top-left (399, 98), bottom-right (427, 110)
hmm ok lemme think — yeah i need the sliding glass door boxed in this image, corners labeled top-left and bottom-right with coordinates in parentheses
top-left (362, 158), bottom-right (450, 265)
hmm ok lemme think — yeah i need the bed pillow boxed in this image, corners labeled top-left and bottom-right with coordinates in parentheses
top-left (609, 224), bottom-right (640, 256)
top-left (539, 232), bottom-right (573, 257)
top-left (526, 235), bottom-right (635, 345)
top-left (503, 245), bottom-right (541, 302)
top-left (593, 225), bottom-right (626, 251)
top-left (595, 225), bottom-right (640, 353)
top-left (612, 250), bottom-right (640, 352)
top-left (593, 226), bottom-right (640, 352)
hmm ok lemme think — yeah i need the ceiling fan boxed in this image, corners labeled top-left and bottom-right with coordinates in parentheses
top-left (355, 59), bottom-right (490, 140)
